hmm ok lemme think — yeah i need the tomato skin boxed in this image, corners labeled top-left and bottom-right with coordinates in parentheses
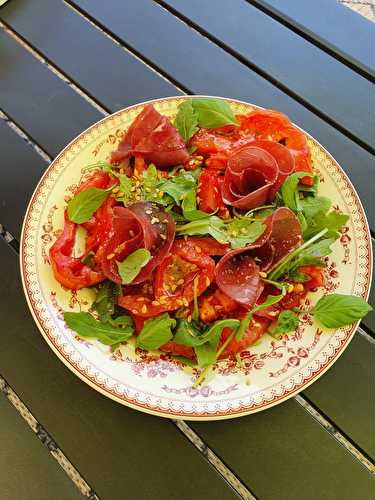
top-left (49, 212), bottom-right (105, 290)
top-left (118, 239), bottom-right (215, 317)
top-left (199, 288), bottom-right (238, 323)
top-left (299, 265), bottom-right (325, 290)
top-left (198, 169), bottom-right (226, 214)
top-left (160, 341), bottom-right (195, 359)
top-left (75, 171), bottom-right (110, 195)
top-left (219, 316), bottom-right (270, 357)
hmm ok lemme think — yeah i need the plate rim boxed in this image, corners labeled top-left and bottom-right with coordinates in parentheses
top-left (19, 95), bottom-right (373, 420)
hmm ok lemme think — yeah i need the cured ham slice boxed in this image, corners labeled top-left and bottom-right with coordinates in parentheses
top-left (111, 105), bottom-right (189, 168)
top-left (100, 202), bottom-right (175, 284)
top-left (221, 141), bottom-right (295, 210)
top-left (215, 208), bottom-right (301, 307)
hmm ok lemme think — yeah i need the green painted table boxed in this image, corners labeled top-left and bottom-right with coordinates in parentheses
top-left (0, 0), bottom-right (374, 498)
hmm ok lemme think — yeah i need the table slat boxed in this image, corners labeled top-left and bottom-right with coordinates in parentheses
top-left (0, 393), bottom-right (82, 500)
top-left (74, 0), bottom-right (375, 153)
top-left (304, 332), bottom-right (375, 458)
top-left (0, 0), bottom-right (182, 110)
top-left (0, 119), bottom-right (48, 239)
top-left (250, 0), bottom-right (375, 80)
top-left (0, 240), bottom-right (238, 500)
top-left (0, 29), bottom-right (102, 156)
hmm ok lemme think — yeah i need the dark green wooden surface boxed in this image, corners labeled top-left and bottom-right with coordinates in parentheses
top-left (0, 29), bottom-right (102, 156)
top-left (0, 394), bottom-right (82, 500)
top-left (0, 119), bottom-right (48, 239)
top-left (0, 240), bottom-right (238, 500)
top-left (191, 398), bottom-right (375, 500)
top-left (250, 0), bottom-right (375, 80)
top-left (0, 0), bottom-right (182, 109)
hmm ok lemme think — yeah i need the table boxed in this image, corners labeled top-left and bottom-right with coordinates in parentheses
top-left (1, 1), bottom-right (374, 498)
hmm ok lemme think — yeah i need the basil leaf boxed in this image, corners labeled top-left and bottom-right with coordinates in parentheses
top-left (117, 249), bottom-right (151, 285)
top-left (226, 219), bottom-right (266, 249)
top-left (281, 172), bottom-right (313, 211)
top-left (300, 196), bottom-right (331, 219)
top-left (64, 311), bottom-right (133, 345)
top-left (67, 187), bottom-right (108, 224)
top-left (174, 321), bottom-right (203, 346)
top-left (91, 281), bottom-right (121, 322)
top-left (176, 215), bottom-right (226, 239)
top-left (192, 98), bottom-right (239, 128)
top-left (136, 313), bottom-right (176, 350)
top-left (273, 310), bottom-right (300, 334)
top-left (175, 100), bottom-right (199, 142)
top-left (312, 294), bottom-right (372, 328)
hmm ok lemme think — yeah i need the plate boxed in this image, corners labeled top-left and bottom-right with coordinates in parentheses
top-left (20, 96), bottom-right (372, 420)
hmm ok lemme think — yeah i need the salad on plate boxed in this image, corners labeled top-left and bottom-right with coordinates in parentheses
top-left (49, 98), bottom-right (372, 387)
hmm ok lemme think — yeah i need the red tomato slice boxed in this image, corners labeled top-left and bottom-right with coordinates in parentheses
top-left (198, 169), bottom-right (226, 214)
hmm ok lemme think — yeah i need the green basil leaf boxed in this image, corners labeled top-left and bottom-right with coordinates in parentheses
top-left (175, 100), bottom-right (199, 142)
top-left (273, 310), bottom-right (300, 334)
top-left (226, 219), bottom-right (266, 249)
top-left (91, 281), bottom-right (121, 322)
top-left (67, 187), bottom-right (108, 224)
top-left (192, 98), bottom-right (239, 128)
top-left (174, 319), bottom-right (240, 347)
top-left (136, 313), bottom-right (176, 350)
top-left (281, 172), bottom-right (313, 211)
top-left (117, 249), bottom-right (151, 285)
top-left (64, 311), bottom-right (133, 345)
top-left (312, 294), bottom-right (372, 328)
top-left (109, 315), bottom-right (134, 328)
top-left (174, 321), bottom-right (203, 347)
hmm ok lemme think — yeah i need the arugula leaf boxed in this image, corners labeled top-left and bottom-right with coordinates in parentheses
top-left (136, 313), bottom-right (176, 350)
top-left (312, 294), bottom-right (372, 328)
top-left (176, 215), bottom-right (227, 241)
top-left (303, 212), bottom-right (349, 240)
top-left (281, 172), bottom-right (313, 211)
top-left (300, 196), bottom-right (331, 219)
top-left (226, 219), bottom-right (265, 249)
top-left (192, 98), bottom-right (239, 128)
top-left (64, 311), bottom-right (133, 345)
top-left (272, 310), bottom-right (300, 335)
top-left (194, 341), bottom-right (219, 367)
top-left (174, 318), bottom-right (240, 347)
top-left (115, 173), bottom-right (133, 204)
top-left (158, 170), bottom-right (197, 205)
top-left (175, 100), bottom-right (199, 142)
top-left (67, 187), bottom-right (108, 223)
top-left (117, 249), bottom-right (151, 285)
top-left (91, 281), bottom-right (121, 322)
top-left (181, 191), bottom-right (209, 221)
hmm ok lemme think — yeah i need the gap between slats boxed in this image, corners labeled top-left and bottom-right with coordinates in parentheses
top-left (1, 18), bottom-right (375, 482)
top-left (245, 0), bottom-right (375, 84)
top-left (0, 374), bottom-right (100, 499)
top-left (149, 0), bottom-right (375, 156)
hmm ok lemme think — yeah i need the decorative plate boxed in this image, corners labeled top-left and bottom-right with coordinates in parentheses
top-left (20, 96), bottom-right (372, 420)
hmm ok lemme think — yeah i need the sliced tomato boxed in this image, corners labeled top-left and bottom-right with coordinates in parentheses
top-left (160, 341), bottom-right (195, 359)
top-left (184, 236), bottom-right (229, 256)
top-left (199, 288), bottom-right (239, 323)
top-left (49, 211), bottom-right (105, 290)
top-left (299, 265), bottom-right (325, 290)
top-left (118, 239), bottom-right (215, 317)
top-left (219, 316), bottom-right (270, 357)
top-left (198, 169), bottom-right (226, 214)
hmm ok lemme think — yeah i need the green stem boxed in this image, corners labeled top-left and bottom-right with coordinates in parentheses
top-left (268, 228), bottom-right (328, 281)
top-left (192, 276), bottom-right (199, 322)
